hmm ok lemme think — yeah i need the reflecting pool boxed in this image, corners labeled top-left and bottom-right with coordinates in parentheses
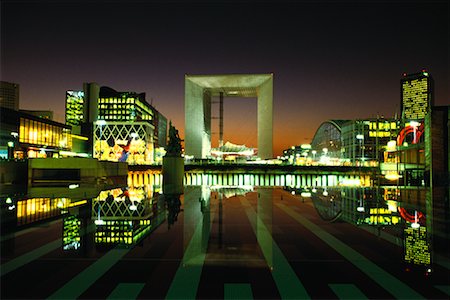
top-left (1, 180), bottom-right (449, 299)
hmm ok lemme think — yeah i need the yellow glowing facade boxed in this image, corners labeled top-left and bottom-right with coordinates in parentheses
top-left (401, 72), bottom-right (433, 121)
top-left (19, 117), bottom-right (72, 149)
top-left (98, 96), bottom-right (153, 122)
top-left (65, 90), bottom-right (84, 126)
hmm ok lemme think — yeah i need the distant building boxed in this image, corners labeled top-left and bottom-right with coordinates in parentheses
top-left (20, 110), bottom-right (54, 120)
top-left (401, 71), bottom-right (434, 122)
top-left (66, 90), bottom-right (85, 126)
top-left (0, 81), bottom-right (19, 111)
top-left (157, 112), bottom-right (167, 148)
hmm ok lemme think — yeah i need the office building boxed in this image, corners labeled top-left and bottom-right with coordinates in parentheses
top-left (97, 86), bottom-right (153, 122)
top-left (401, 71), bottom-right (434, 122)
top-left (0, 81), bottom-right (19, 111)
top-left (65, 84), bottom-right (168, 162)
top-left (340, 118), bottom-right (398, 165)
top-left (66, 90), bottom-right (85, 126)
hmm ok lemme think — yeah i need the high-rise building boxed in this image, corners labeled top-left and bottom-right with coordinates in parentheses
top-left (65, 90), bottom-right (85, 126)
top-left (158, 112), bottom-right (168, 148)
top-left (401, 71), bottom-right (434, 122)
top-left (0, 81), bottom-right (19, 111)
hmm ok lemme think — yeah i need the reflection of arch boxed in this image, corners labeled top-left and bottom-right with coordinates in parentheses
top-left (311, 191), bottom-right (342, 222)
top-left (397, 124), bottom-right (424, 145)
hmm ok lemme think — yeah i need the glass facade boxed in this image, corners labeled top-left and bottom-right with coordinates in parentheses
top-left (19, 117), bottom-right (72, 150)
top-left (98, 94), bottom-right (153, 122)
top-left (341, 119), bottom-right (398, 165)
top-left (65, 91), bottom-right (84, 126)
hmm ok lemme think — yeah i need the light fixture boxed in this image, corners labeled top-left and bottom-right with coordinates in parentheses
top-left (411, 211), bottom-right (420, 228)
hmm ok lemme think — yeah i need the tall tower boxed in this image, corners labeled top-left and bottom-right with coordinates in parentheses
top-left (400, 71), bottom-right (434, 122)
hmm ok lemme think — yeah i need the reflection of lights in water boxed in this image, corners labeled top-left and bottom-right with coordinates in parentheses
top-left (94, 219), bottom-right (105, 225)
top-left (411, 211), bottom-right (420, 228)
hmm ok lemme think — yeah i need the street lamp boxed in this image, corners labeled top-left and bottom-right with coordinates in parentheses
top-left (410, 121), bottom-right (419, 144)
top-left (356, 134), bottom-right (364, 166)
top-left (311, 150), bottom-right (317, 161)
top-left (96, 120), bottom-right (107, 160)
top-left (411, 210), bottom-right (420, 228)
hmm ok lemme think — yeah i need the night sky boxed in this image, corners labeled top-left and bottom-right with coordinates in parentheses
top-left (1, 0), bottom-right (448, 156)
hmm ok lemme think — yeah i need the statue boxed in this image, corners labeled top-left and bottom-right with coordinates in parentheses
top-left (166, 121), bottom-right (183, 157)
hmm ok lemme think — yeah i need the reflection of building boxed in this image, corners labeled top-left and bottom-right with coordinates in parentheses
top-left (0, 81), bottom-right (19, 111)
top-left (94, 219), bottom-right (152, 246)
top-left (93, 121), bottom-right (154, 164)
top-left (63, 215), bottom-right (81, 250)
top-left (1, 107), bottom-right (72, 159)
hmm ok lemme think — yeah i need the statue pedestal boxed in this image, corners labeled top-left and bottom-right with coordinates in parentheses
top-left (162, 156), bottom-right (184, 195)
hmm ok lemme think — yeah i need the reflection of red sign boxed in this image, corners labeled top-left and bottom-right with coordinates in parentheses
top-left (397, 124), bottom-right (424, 145)
top-left (398, 207), bottom-right (425, 224)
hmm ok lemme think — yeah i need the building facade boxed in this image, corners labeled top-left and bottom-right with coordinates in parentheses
top-left (65, 84), bottom-right (168, 163)
top-left (341, 118), bottom-right (398, 165)
top-left (1, 107), bottom-right (72, 159)
top-left (0, 81), bottom-right (19, 111)
top-left (401, 71), bottom-right (434, 122)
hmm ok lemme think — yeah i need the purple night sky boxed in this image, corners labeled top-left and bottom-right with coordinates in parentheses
top-left (1, 1), bottom-right (448, 156)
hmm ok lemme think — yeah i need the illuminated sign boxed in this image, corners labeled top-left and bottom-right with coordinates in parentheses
top-left (404, 226), bottom-right (431, 266)
top-left (401, 76), bottom-right (430, 120)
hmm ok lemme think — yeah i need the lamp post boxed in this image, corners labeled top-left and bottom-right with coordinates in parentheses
top-left (356, 134), bottom-right (364, 166)
top-left (410, 121), bottom-right (419, 144)
top-left (96, 120), bottom-right (107, 160)
top-left (312, 150), bottom-right (317, 162)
